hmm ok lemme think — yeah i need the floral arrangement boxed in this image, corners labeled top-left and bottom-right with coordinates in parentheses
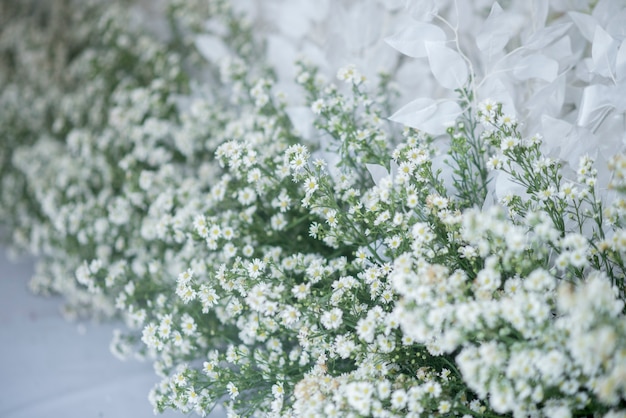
top-left (1, 0), bottom-right (625, 417)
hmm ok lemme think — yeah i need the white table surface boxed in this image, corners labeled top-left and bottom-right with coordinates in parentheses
top-left (0, 249), bottom-right (224, 418)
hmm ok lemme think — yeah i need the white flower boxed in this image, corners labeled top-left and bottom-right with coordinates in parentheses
top-left (487, 154), bottom-right (504, 170)
top-left (321, 307), bottom-right (343, 330)
top-left (334, 334), bottom-right (356, 359)
top-left (337, 64), bottom-right (364, 85)
top-left (237, 187), bottom-right (257, 205)
top-left (202, 361), bottom-right (218, 379)
top-left (356, 317), bottom-right (376, 343)
top-left (344, 381), bottom-right (374, 416)
top-left (177, 268), bottom-right (194, 286)
top-left (475, 266), bottom-right (501, 293)
top-left (391, 388), bottom-right (407, 409)
top-left (311, 99), bottom-right (325, 115)
top-left (227, 382), bottom-right (239, 400)
top-left (181, 314), bottom-right (197, 336)
top-left (247, 258), bottom-right (266, 278)
top-left (176, 283), bottom-right (196, 303)
top-left (281, 305), bottom-right (301, 326)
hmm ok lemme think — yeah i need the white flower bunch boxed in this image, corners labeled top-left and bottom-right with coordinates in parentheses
top-left (1, 0), bottom-right (626, 417)
top-left (146, 65), bottom-right (626, 416)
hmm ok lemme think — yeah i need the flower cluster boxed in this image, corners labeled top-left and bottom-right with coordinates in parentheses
top-left (1, 1), bottom-right (626, 417)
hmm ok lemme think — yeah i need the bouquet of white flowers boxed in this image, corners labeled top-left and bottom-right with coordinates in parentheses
top-left (1, 0), bottom-right (625, 417)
